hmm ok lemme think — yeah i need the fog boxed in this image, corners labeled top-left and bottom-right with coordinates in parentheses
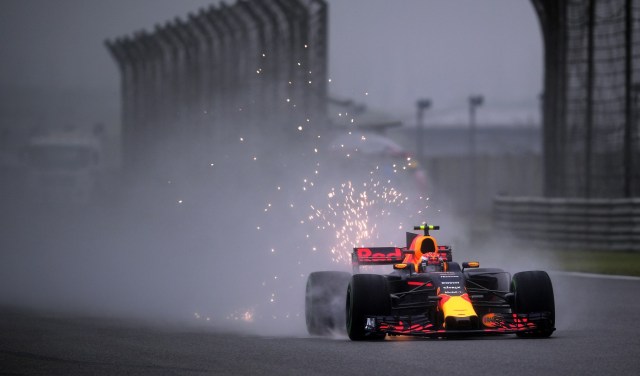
top-left (0, 136), bottom-right (561, 337)
top-left (0, 0), bottom-right (554, 337)
top-left (0, 128), bottom-right (458, 336)
top-left (0, 0), bottom-right (542, 128)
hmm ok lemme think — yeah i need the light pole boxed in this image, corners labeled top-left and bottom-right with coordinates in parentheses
top-left (468, 95), bottom-right (483, 222)
top-left (627, 83), bottom-right (640, 197)
top-left (416, 99), bottom-right (432, 163)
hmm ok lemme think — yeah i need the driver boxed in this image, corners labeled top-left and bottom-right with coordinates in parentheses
top-left (420, 252), bottom-right (444, 272)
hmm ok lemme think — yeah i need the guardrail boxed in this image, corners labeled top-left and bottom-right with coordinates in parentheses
top-left (493, 196), bottom-right (640, 251)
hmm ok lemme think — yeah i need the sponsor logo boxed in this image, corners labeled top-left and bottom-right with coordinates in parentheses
top-left (482, 313), bottom-right (502, 328)
top-left (356, 248), bottom-right (402, 262)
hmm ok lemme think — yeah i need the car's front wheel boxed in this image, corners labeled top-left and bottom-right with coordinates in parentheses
top-left (511, 270), bottom-right (555, 338)
top-left (346, 274), bottom-right (390, 341)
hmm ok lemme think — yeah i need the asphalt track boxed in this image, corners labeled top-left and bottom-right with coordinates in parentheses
top-left (1, 273), bottom-right (639, 376)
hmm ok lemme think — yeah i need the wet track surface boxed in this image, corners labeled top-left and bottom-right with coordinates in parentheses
top-left (1, 273), bottom-right (639, 376)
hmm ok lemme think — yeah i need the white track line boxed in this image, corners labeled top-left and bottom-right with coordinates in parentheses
top-left (551, 270), bottom-right (640, 281)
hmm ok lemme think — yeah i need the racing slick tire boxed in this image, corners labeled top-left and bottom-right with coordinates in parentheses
top-left (305, 271), bottom-right (351, 335)
top-left (346, 274), bottom-right (391, 341)
top-left (511, 271), bottom-right (555, 338)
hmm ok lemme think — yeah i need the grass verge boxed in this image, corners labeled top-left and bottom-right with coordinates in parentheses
top-left (551, 249), bottom-right (640, 277)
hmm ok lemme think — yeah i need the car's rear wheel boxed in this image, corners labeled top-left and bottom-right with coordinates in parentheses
top-left (305, 271), bottom-right (351, 336)
top-left (511, 270), bottom-right (555, 338)
top-left (346, 274), bottom-right (390, 341)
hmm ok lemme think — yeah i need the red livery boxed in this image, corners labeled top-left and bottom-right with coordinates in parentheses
top-left (353, 247), bottom-right (404, 264)
top-left (305, 224), bottom-right (556, 340)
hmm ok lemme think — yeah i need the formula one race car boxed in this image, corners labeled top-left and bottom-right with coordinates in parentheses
top-left (305, 224), bottom-right (555, 340)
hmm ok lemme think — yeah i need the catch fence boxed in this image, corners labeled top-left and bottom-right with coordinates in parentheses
top-left (533, 0), bottom-right (640, 198)
top-left (105, 0), bottom-right (328, 170)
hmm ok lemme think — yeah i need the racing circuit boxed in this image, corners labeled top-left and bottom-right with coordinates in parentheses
top-left (1, 273), bottom-right (639, 375)
top-left (2, 0), bottom-right (640, 374)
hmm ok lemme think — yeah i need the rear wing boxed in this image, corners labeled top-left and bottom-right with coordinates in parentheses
top-left (352, 245), bottom-right (453, 274)
top-left (352, 247), bottom-right (406, 273)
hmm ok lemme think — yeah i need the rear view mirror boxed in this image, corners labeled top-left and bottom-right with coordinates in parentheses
top-left (462, 261), bottom-right (480, 269)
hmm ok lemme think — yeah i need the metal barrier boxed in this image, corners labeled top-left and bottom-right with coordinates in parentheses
top-left (532, 0), bottom-right (640, 198)
top-left (105, 0), bottom-right (328, 171)
top-left (494, 195), bottom-right (640, 251)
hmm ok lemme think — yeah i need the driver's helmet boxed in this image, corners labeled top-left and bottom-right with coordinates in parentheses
top-left (420, 252), bottom-right (443, 272)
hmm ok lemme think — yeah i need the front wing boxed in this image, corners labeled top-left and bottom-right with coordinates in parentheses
top-left (365, 312), bottom-right (553, 337)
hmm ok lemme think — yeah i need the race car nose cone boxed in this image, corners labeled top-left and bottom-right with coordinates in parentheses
top-left (445, 316), bottom-right (480, 330)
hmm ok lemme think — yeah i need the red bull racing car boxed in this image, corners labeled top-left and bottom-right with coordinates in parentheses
top-left (305, 224), bottom-right (555, 340)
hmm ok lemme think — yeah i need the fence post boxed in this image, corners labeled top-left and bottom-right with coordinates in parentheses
top-left (107, 0), bottom-right (329, 173)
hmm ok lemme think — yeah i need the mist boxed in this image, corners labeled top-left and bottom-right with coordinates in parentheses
top-left (0, 126), bottom-right (570, 339)
top-left (0, 0), bottom-right (553, 338)
top-left (1, 118), bottom-right (460, 338)
top-left (0, 121), bottom-right (558, 337)
top-left (0, 130), bottom-right (564, 338)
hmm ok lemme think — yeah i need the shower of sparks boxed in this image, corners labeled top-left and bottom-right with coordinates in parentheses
top-left (301, 177), bottom-right (429, 264)
top-left (168, 69), bottom-right (432, 327)
top-left (255, 124), bottom-right (430, 267)
top-left (225, 308), bottom-right (255, 322)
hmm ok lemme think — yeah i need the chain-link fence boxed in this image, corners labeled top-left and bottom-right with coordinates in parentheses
top-left (105, 0), bottom-right (328, 171)
top-left (533, 0), bottom-right (640, 198)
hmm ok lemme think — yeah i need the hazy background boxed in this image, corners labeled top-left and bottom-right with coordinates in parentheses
top-left (0, 0), bottom-right (547, 335)
top-left (0, 0), bottom-right (542, 130)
